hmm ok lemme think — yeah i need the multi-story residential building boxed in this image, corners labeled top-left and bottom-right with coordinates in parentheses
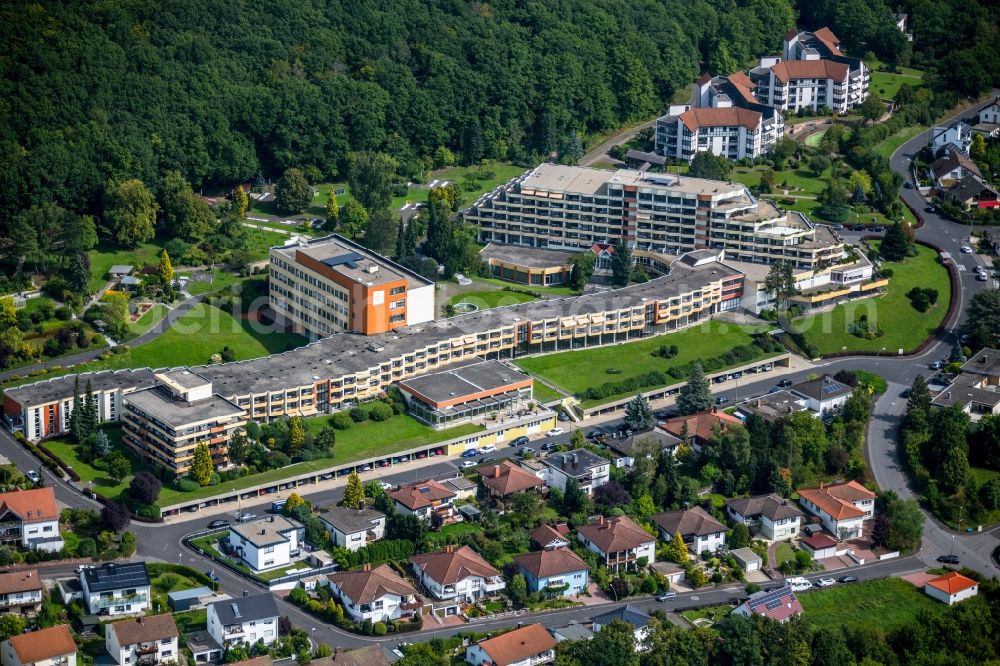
top-left (0, 488), bottom-right (62, 553)
top-left (326, 564), bottom-right (419, 624)
top-left (464, 624), bottom-right (556, 666)
top-left (227, 515), bottom-right (303, 572)
top-left (512, 548), bottom-right (590, 597)
top-left (121, 371), bottom-right (245, 476)
top-left (397, 360), bottom-right (533, 429)
top-left (0, 570), bottom-right (42, 615)
top-left (797, 480), bottom-right (876, 540)
top-left (466, 164), bottom-right (845, 271)
top-left (80, 563), bottom-right (150, 617)
top-left (105, 614), bottom-right (179, 666)
top-left (655, 73), bottom-right (784, 161)
top-left (388, 480), bottom-right (457, 522)
top-left (4, 251), bottom-right (745, 450)
top-left (539, 449), bottom-right (610, 496)
top-left (319, 507), bottom-right (385, 552)
top-left (725, 494), bottom-right (804, 540)
top-left (788, 375), bottom-right (853, 415)
top-left (576, 515), bottom-right (656, 572)
top-left (1, 625), bottom-right (77, 666)
top-left (932, 348), bottom-right (1000, 418)
top-left (750, 27), bottom-right (869, 113)
top-left (268, 234), bottom-right (434, 339)
top-left (410, 545), bottom-right (505, 603)
top-left (652, 507), bottom-right (727, 555)
top-left (206, 594), bottom-right (279, 649)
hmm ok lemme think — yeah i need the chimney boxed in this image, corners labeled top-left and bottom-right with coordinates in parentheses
top-left (363, 563), bottom-right (371, 572)
top-left (572, 453), bottom-right (578, 466)
top-left (260, 529), bottom-right (266, 535)
top-left (599, 515), bottom-right (605, 526)
top-left (335, 647), bottom-right (343, 658)
top-left (494, 465), bottom-right (500, 477)
top-left (561, 454), bottom-right (568, 470)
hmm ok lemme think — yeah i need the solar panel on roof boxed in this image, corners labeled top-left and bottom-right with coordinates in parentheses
top-left (321, 252), bottom-right (364, 268)
top-left (765, 599), bottom-right (782, 610)
top-left (822, 385), bottom-right (841, 394)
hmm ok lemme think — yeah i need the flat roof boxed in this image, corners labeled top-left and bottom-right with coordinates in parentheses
top-left (230, 515), bottom-right (301, 548)
top-left (518, 163), bottom-right (746, 198)
top-left (399, 360), bottom-right (530, 405)
top-left (157, 370), bottom-right (211, 391)
top-left (124, 386), bottom-right (244, 427)
top-left (7, 255), bottom-right (739, 406)
top-left (273, 234), bottom-right (432, 290)
top-left (480, 243), bottom-right (576, 269)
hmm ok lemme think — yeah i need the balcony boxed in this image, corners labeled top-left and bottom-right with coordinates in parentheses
top-left (483, 576), bottom-right (506, 593)
top-left (94, 593), bottom-right (147, 609)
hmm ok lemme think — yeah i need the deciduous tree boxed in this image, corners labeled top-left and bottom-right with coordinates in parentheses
top-left (343, 470), bottom-right (365, 509)
top-left (104, 180), bottom-right (158, 248)
top-left (275, 168), bottom-right (312, 214)
top-left (158, 250), bottom-right (174, 286)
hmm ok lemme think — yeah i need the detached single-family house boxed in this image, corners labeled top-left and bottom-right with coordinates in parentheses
top-left (81, 562), bottom-right (151, 617)
top-left (323, 646), bottom-right (395, 666)
top-left (725, 494), bottom-right (804, 540)
top-left (326, 564), bottom-right (419, 624)
top-left (591, 605), bottom-right (651, 648)
top-left (930, 146), bottom-right (983, 187)
top-left (788, 375), bottom-right (853, 415)
top-left (576, 515), bottom-right (656, 572)
top-left (605, 427), bottom-right (681, 468)
top-left (227, 515), bottom-right (303, 572)
top-left (105, 613), bottom-right (179, 666)
top-left (732, 587), bottom-right (803, 622)
top-left (924, 572), bottom-right (979, 606)
top-left (0, 488), bottom-right (64, 552)
top-left (513, 548), bottom-right (590, 596)
top-left (735, 391), bottom-right (809, 423)
top-left (465, 623), bottom-right (556, 666)
top-left (931, 121), bottom-right (973, 155)
top-left (388, 480), bottom-right (457, 522)
top-left (319, 507), bottom-right (385, 552)
top-left (539, 449), bottom-right (610, 495)
top-left (479, 461), bottom-right (545, 500)
top-left (942, 175), bottom-right (999, 211)
top-left (206, 594), bottom-right (280, 648)
top-left (410, 545), bottom-right (505, 603)
top-left (1, 625), bottom-right (77, 666)
top-left (550, 624), bottom-right (595, 643)
top-left (981, 97), bottom-right (1000, 125)
top-left (652, 507), bottom-right (727, 555)
top-left (797, 480), bottom-right (876, 540)
top-left (531, 524), bottom-right (570, 550)
top-left (0, 570), bottom-right (43, 615)
top-left (660, 410), bottom-right (744, 453)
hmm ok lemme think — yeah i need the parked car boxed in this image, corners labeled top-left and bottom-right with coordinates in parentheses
top-left (830, 224), bottom-right (844, 230)
top-left (548, 427), bottom-right (565, 437)
top-left (76, 564), bottom-right (94, 573)
top-left (815, 578), bottom-right (837, 588)
top-left (520, 447), bottom-right (536, 456)
top-left (837, 575), bottom-right (859, 584)
top-left (208, 519), bottom-right (231, 529)
top-left (379, 481), bottom-right (393, 491)
top-left (461, 449), bottom-right (480, 458)
top-left (714, 396), bottom-right (730, 406)
top-left (479, 445), bottom-right (497, 454)
top-left (360, 464), bottom-right (372, 471)
top-left (511, 436), bottom-right (530, 447)
top-left (656, 592), bottom-right (678, 602)
top-left (925, 206), bottom-right (935, 213)
top-left (977, 273), bottom-right (989, 281)
top-left (460, 460), bottom-right (477, 469)
top-left (25, 470), bottom-right (39, 484)
top-left (776, 378), bottom-right (793, 388)
top-left (237, 513), bottom-right (257, 522)
top-left (787, 577), bottom-right (813, 592)
top-left (480, 457), bottom-right (496, 464)
top-left (904, 181), bottom-right (913, 189)
top-left (937, 554), bottom-right (960, 564)
top-left (961, 246), bottom-right (974, 254)
top-left (541, 441), bottom-right (558, 451)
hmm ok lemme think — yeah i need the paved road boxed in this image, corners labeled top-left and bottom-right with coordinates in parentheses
top-left (0, 293), bottom-right (210, 383)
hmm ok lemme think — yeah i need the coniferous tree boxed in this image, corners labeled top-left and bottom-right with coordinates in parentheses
top-left (190, 442), bottom-right (213, 486)
top-left (325, 190), bottom-right (339, 229)
top-left (232, 186), bottom-right (248, 219)
top-left (78, 379), bottom-right (98, 440)
top-left (288, 416), bottom-right (305, 457)
top-left (676, 363), bottom-right (712, 415)
top-left (69, 376), bottom-right (82, 442)
top-left (158, 250), bottom-right (174, 286)
top-left (610, 237), bottom-right (632, 287)
top-left (227, 431), bottom-right (248, 466)
top-left (623, 393), bottom-right (654, 431)
top-left (880, 222), bottom-right (911, 261)
top-left (343, 470), bottom-right (365, 509)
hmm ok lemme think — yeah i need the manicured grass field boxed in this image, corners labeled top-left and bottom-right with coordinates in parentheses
top-left (183, 269), bottom-right (244, 296)
top-left (773, 542), bottom-right (796, 567)
top-left (448, 290), bottom-right (537, 310)
top-left (799, 578), bottom-right (945, 633)
top-left (532, 382), bottom-right (564, 404)
top-left (870, 71), bottom-right (925, 101)
top-left (515, 320), bottom-right (772, 407)
top-left (88, 239), bottom-right (167, 292)
top-left (390, 163), bottom-right (527, 210)
top-left (792, 242), bottom-right (950, 355)
top-left (471, 277), bottom-right (580, 297)
top-left (875, 125), bottom-right (926, 159)
top-left (301, 412), bottom-right (482, 457)
top-left (129, 304), bottom-right (168, 335)
top-left (729, 165), bottom-right (830, 196)
top-left (44, 426), bottom-right (156, 502)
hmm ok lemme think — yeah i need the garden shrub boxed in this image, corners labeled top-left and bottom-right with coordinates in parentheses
top-left (176, 477), bottom-right (200, 492)
top-left (330, 413), bottom-right (353, 430)
top-left (349, 407), bottom-right (368, 423)
top-left (368, 402), bottom-right (393, 422)
top-left (372, 622), bottom-right (387, 636)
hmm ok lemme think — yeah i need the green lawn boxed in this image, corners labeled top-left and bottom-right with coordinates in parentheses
top-left (799, 577), bottom-right (946, 633)
top-left (515, 320), bottom-right (772, 407)
top-left (730, 165), bottom-right (830, 196)
top-left (870, 71), bottom-right (925, 101)
top-left (130, 304), bottom-right (169, 335)
top-left (44, 426), bottom-right (157, 502)
top-left (792, 242), bottom-right (951, 355)
top-left (681, 605), bottom-right (732, 624)
top-left (390, 163), bottom-right (527, 211)
top-left (448, 290), bottom-right (537, 310)
top-left (875, 125), bottom-right (926, 159)
top-left (88, 239), bottom-right (167, 292)
top-left (301, 412), bottom-right (483, 458)
top-left (532, 382), bottom-right (564, 404)
top-left (804, 131), bottom-right (826, 147)
top-left (21, 297), bottom-right (53, 316)
top-left (773, 542), bottom-right (796, 567)
top-left (470, 277), bottom-right (579, 297)
top-left (183, 269), bottom-right (244, 296)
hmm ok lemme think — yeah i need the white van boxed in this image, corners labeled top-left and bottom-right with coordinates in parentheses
top-left (786, 577), bottom-right (813, 592)
top-left (479, 444), bottom-right (497, 454)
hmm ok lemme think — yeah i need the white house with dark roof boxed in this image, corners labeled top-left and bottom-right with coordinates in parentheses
top-left (651, 507), bottom-right (726, 555)
top-left (789, 375), bottom-right (852, 415)
top-left (206, 594), bottom-right (279, 648)
top-left (576, 515), bottom-right (655, 572)
top-left (591, 605), bottom-right (652, 649)
top-left (80, 562), bottom-right (151, 617)
top-left (227, 515), bottom-right (303, 572)
top-left (932, 121), bottom-right (974, 155)
top-left (539, 449), bottom-right (610, 495)
top-left (725, 494), bottom-right (804, 541)
top-left (105, 613), bottom-right (179, 666)
top-left (326, 564), bottom-right (419, 623)
top-left (318, 507), bottom-right (385, 552)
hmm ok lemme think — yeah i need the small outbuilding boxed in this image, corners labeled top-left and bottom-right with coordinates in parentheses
top-left (731, 547), bottom-right (763, 573)
top-left (924, 572), bottom-right (979, 606)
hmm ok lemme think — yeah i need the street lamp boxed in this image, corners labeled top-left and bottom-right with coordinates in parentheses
top-left (875, 346), bottom-right (887, 366)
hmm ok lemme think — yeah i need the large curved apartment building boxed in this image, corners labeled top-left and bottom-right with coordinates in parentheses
top-left (3, 251), bottom-right (744, 473)
top-left (465, 163), bottom-right (844, 271)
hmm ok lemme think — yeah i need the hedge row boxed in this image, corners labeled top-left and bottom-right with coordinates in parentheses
top-left (341, 539), bottom-right (415, 568)
top-left (13, 433), bottom-right (77, 481)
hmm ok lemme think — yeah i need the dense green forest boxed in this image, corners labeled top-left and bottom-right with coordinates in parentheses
top-left (0, 0), bottom-right (998, 250)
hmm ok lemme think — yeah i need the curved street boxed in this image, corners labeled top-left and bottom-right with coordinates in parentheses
top-left (3, 98), bottom-right (1000, 650)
